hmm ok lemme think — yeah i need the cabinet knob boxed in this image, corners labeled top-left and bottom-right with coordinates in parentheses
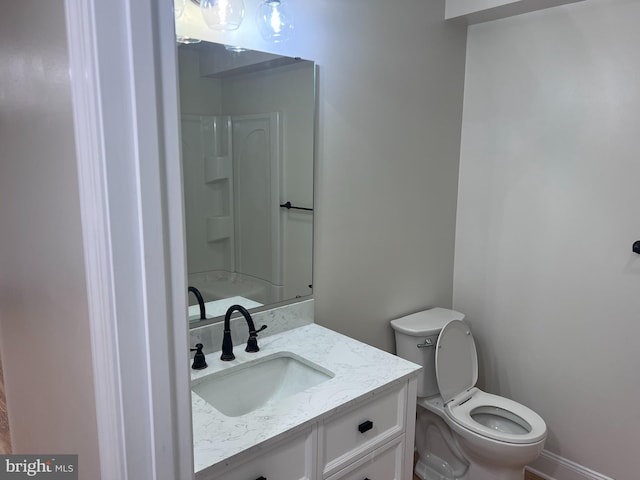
top-left (255, 477), bottom-right (267, 480)
top-left (358, 420), bottom-right (373, 433)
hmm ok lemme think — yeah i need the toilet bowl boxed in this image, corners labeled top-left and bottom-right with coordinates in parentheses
top-left (391, 308), bottom-right (547, 480)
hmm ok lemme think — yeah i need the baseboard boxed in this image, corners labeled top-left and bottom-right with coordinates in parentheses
top-left (526, 450), bottom-right (614, 480)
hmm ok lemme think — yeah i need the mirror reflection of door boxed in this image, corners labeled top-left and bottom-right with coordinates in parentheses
top-left (233, 113), bottom-right (282, 296)
top-left (178, 42), bottom-right (315, 323)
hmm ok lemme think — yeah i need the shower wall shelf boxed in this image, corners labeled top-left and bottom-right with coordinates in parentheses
top-left (206, 216), bottom-right (233, 242)
top-left (205, 155), bottom-right (232, 183)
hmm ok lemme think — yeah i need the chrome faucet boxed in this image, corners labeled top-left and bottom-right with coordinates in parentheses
top-left (188, 286), bottom-right (206, 320)
top-left (220, 304), bottom-right (267, 361)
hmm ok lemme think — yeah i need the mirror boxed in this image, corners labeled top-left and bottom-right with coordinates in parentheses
top-left (178, 42), bottom-right (315, 326)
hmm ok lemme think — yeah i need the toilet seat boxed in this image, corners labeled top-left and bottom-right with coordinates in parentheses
top-left (435, 320), bottom-right (547, 445)
top-left (445, 388), bottom-right (547, 444)
top-left (435, 320), bottom-right (478, 404)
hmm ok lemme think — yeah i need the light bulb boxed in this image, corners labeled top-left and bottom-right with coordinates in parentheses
top-left (177, 36), bottom-right (202, 44)
top-left (173, 0), bottom-right (186, 19)
top-left (201, 0), bottom-right (245, 31)
top-left (224, 44), bottom-right (249, 53)
top-left (256, 0), bottom-right (293, 43)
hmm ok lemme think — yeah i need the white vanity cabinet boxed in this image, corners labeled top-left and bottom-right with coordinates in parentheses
top-left (318, 383), bottom-right (407, 478)
top-left (200, 379), bottom-right (417, 480)
top-left (192, 324), bottom-right (421, 480)
top-left (211, 428), bottom-right (316, 480)
top-left (325, 435), bottom-right (405, 480)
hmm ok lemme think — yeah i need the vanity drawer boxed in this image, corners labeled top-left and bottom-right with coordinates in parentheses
top-left (326, 435), bottom-right (404, 480)
top-left (320, 383), bottom-right (406, 477)
top-left (215, 428), bottom-right (315, 480)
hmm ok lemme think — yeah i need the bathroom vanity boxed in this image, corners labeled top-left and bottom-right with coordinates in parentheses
top-left (191, 322), bottom-right (421, 480)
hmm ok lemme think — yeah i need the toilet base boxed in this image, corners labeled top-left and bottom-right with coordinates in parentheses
top-left (415, 404), bottom-right (468, 480)
top-left (415, 401), bottom-right (542, 480)
top-left (415, 454), bottom-right (467, 480)
top-left (415, 456), bottom-right (523, 480)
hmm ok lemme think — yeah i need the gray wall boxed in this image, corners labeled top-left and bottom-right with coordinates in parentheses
top-left (309, 1), bottom-right (468, 351)
top-left (454, 1), bottom-right (640, 478)
top-left (0, 1), bottom-right (101, 477)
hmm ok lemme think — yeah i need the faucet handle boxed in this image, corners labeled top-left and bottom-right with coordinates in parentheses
top-left (245, 325), bottom-right (267, 353)
top-left (190, 343), bottom-right (208, 370)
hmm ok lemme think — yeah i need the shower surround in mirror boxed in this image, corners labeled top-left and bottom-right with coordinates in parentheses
top-left (178, 43), bottom-right (315, 322)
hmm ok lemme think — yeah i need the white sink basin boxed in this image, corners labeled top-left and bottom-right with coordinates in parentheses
top-left (192, 352), bottom-right (334, 417)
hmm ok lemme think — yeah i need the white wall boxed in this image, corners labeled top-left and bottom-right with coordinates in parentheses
top-left (0, 0), bottom-right (100, 476)
top-left (178, 46), bottom-right (223, 115)
top-left (453, 1), bottom-right (640, 478)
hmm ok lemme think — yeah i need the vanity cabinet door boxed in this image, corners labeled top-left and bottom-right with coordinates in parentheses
top-left (325, 435), bottom-right (404, 480)
top-left (217, 428), bottom-right (315, 480)
top-left (319, 383), bottom-right (406, 478)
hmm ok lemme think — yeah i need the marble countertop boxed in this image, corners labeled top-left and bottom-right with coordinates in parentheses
top-left (191, 323), bottom-right (421, 476)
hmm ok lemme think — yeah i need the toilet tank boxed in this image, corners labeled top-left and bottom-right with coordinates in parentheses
top-left (390, 308), bottom-right (465, 397)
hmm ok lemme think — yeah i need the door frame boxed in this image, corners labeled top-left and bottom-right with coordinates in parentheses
top-left (64, 0), bottom-right (192, 478)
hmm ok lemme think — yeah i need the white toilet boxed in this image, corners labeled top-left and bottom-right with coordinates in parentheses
top-left (391, 308), bottom-right (547, 480)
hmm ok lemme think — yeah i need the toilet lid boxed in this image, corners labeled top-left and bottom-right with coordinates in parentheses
top-left (435, 320), bottom-right (478, 404)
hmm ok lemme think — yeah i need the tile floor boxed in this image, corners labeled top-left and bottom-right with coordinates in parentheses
top-left (412, 453), bottom-right (544, 480)
top-left (525, 470), bottom-right (545, 480)
top-left (0, 360), bottom-right (10, 453)
top-left (414, 472), bottom-right (543, 480)
top-left (414, 474), bottom-right (543, 480)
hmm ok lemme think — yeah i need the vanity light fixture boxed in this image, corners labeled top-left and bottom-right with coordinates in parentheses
top-left (224, 44), bottom-right (249, 52)
top-left (177, 36), bottom-right (202, 44)
top-left (200, 0), bottom-right (245, 31)
top-left (174, 0), bottom-right (186, 18)
top-left (256, 0), bottom-right (294, 43)
top-left (175, 0), bottom-right (204, 44)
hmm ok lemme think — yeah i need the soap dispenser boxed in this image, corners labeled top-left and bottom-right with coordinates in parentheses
top-left (190, 343), bottom-right (208, 370)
